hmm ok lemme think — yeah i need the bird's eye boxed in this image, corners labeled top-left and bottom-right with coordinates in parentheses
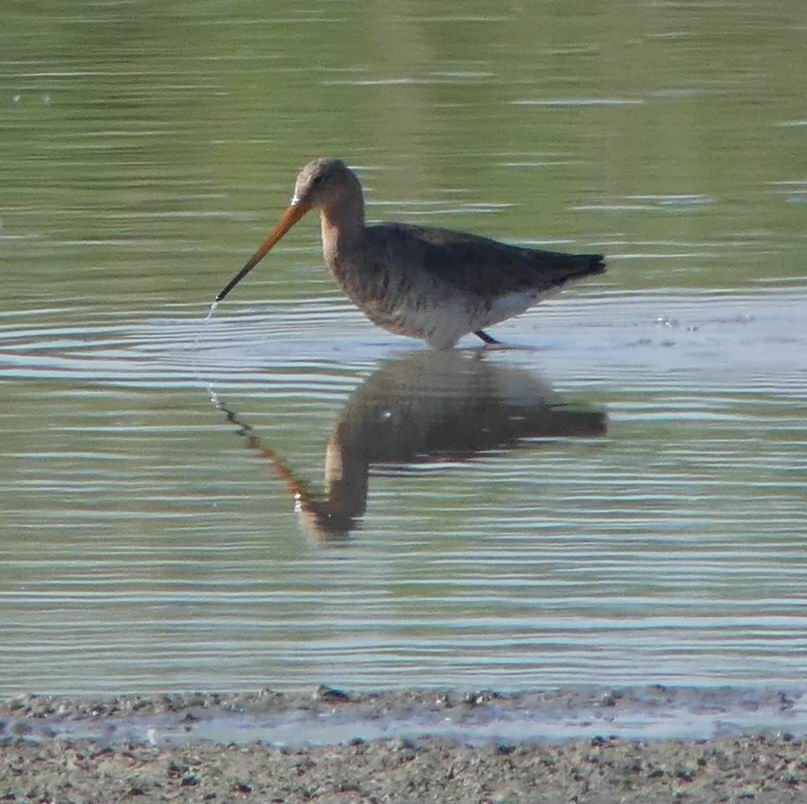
top-left (312, 175), bottom-right (323, 186)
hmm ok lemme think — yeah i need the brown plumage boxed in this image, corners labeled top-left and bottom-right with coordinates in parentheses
top-left (217, 158), bottom-right (605, 349)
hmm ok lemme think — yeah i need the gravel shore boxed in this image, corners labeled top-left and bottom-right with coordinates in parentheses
top-left (1, 733), bottom-right (803, 803)
top-left (1, 687), bottom-right (803, 803)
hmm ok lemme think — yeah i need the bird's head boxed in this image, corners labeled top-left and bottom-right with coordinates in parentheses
top-left (290, 157), bottom-right (353, 209)
top-left (216, 157), bottom-right (357, 303)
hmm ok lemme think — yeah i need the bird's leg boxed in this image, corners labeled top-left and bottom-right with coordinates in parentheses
top-left (474, 330), bottom-right (499, 345)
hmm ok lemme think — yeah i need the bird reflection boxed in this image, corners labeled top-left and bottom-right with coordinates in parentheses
top-left (215, 351), bottom-right (606, 541)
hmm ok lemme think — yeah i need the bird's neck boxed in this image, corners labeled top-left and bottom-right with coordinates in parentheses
top-left (319, 187), bottom-right (365, 266)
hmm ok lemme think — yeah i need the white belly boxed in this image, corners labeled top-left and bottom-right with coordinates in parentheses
top-left (423, 291), bottom-right (542, 349)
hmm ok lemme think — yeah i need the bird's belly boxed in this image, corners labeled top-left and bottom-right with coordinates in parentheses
top-left (485, 291), bottom-right (537, 325)
top-left (342, 282), bottom-right (546, 349)
top-left (330, 255), bottom-right (546, 348)
top-left (327, 260), bottom-right (475, 347)
top-left (350, 291), bottom-right (483, 349)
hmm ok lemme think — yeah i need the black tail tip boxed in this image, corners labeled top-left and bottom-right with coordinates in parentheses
top-left (589, 254), bottom-right (606, 274)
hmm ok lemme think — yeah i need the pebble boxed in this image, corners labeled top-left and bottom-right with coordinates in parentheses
top-left (315, 685), bottom-right (350, 703)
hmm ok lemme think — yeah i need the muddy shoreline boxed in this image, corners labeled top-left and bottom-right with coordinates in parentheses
top-left (1, 686), bottom-right (804, 802)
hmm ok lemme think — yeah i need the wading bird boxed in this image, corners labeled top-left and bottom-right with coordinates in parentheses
top-left (216, 158), bottom-right (605, 349)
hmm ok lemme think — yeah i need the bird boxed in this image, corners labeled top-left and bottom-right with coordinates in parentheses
top-left (216, 158), bottom-right (605, 349)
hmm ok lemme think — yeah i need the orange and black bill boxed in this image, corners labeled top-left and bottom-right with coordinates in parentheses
top-left (216, 202), bottom-right (311, 302)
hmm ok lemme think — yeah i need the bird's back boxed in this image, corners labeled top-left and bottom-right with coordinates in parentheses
top-left (365, 222), bottom-right (605, 297)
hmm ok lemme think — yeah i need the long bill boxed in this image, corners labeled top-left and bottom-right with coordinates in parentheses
top-left (216, 202), bottom-right (311, 302)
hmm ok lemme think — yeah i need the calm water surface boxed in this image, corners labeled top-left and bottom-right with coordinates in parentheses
top-left (0, 1), bottom-right (805, 695)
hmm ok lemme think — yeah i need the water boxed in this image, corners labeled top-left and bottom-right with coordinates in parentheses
top-left (1, 1), bottom-right (806, 698)
top-left (5, 688), bottom-right (806, 747)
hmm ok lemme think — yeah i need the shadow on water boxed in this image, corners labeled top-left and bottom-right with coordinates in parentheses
top-left (211, 350), bottom-right (607, 540)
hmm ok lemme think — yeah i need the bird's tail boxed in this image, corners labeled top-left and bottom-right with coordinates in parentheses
top-left (581, 254), bottom-right (607, 277)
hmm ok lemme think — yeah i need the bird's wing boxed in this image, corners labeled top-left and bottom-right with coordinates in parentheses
top-left (367, 223), bottom-right (604, 297)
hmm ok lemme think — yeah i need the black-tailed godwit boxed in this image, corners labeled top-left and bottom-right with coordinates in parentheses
top-left (216, 158), bottom-right (605, 349)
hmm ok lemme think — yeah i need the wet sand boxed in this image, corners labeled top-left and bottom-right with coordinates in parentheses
top-left (1, 687), bottom-right (804, 803)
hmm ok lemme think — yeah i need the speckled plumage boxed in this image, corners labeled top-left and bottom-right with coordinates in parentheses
top-left (218, 158), bottom-right (606, 349)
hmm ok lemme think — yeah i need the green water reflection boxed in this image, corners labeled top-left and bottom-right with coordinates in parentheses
top-left (2, 0), bottom-right (805, 311)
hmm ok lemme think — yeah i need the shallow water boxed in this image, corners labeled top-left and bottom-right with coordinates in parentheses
top-left (1, 1), bottom-right (806, 698)
top-left (1, 289), bottom-right (805, 694)
top-left (4, 687), bottom-right (806, 747)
